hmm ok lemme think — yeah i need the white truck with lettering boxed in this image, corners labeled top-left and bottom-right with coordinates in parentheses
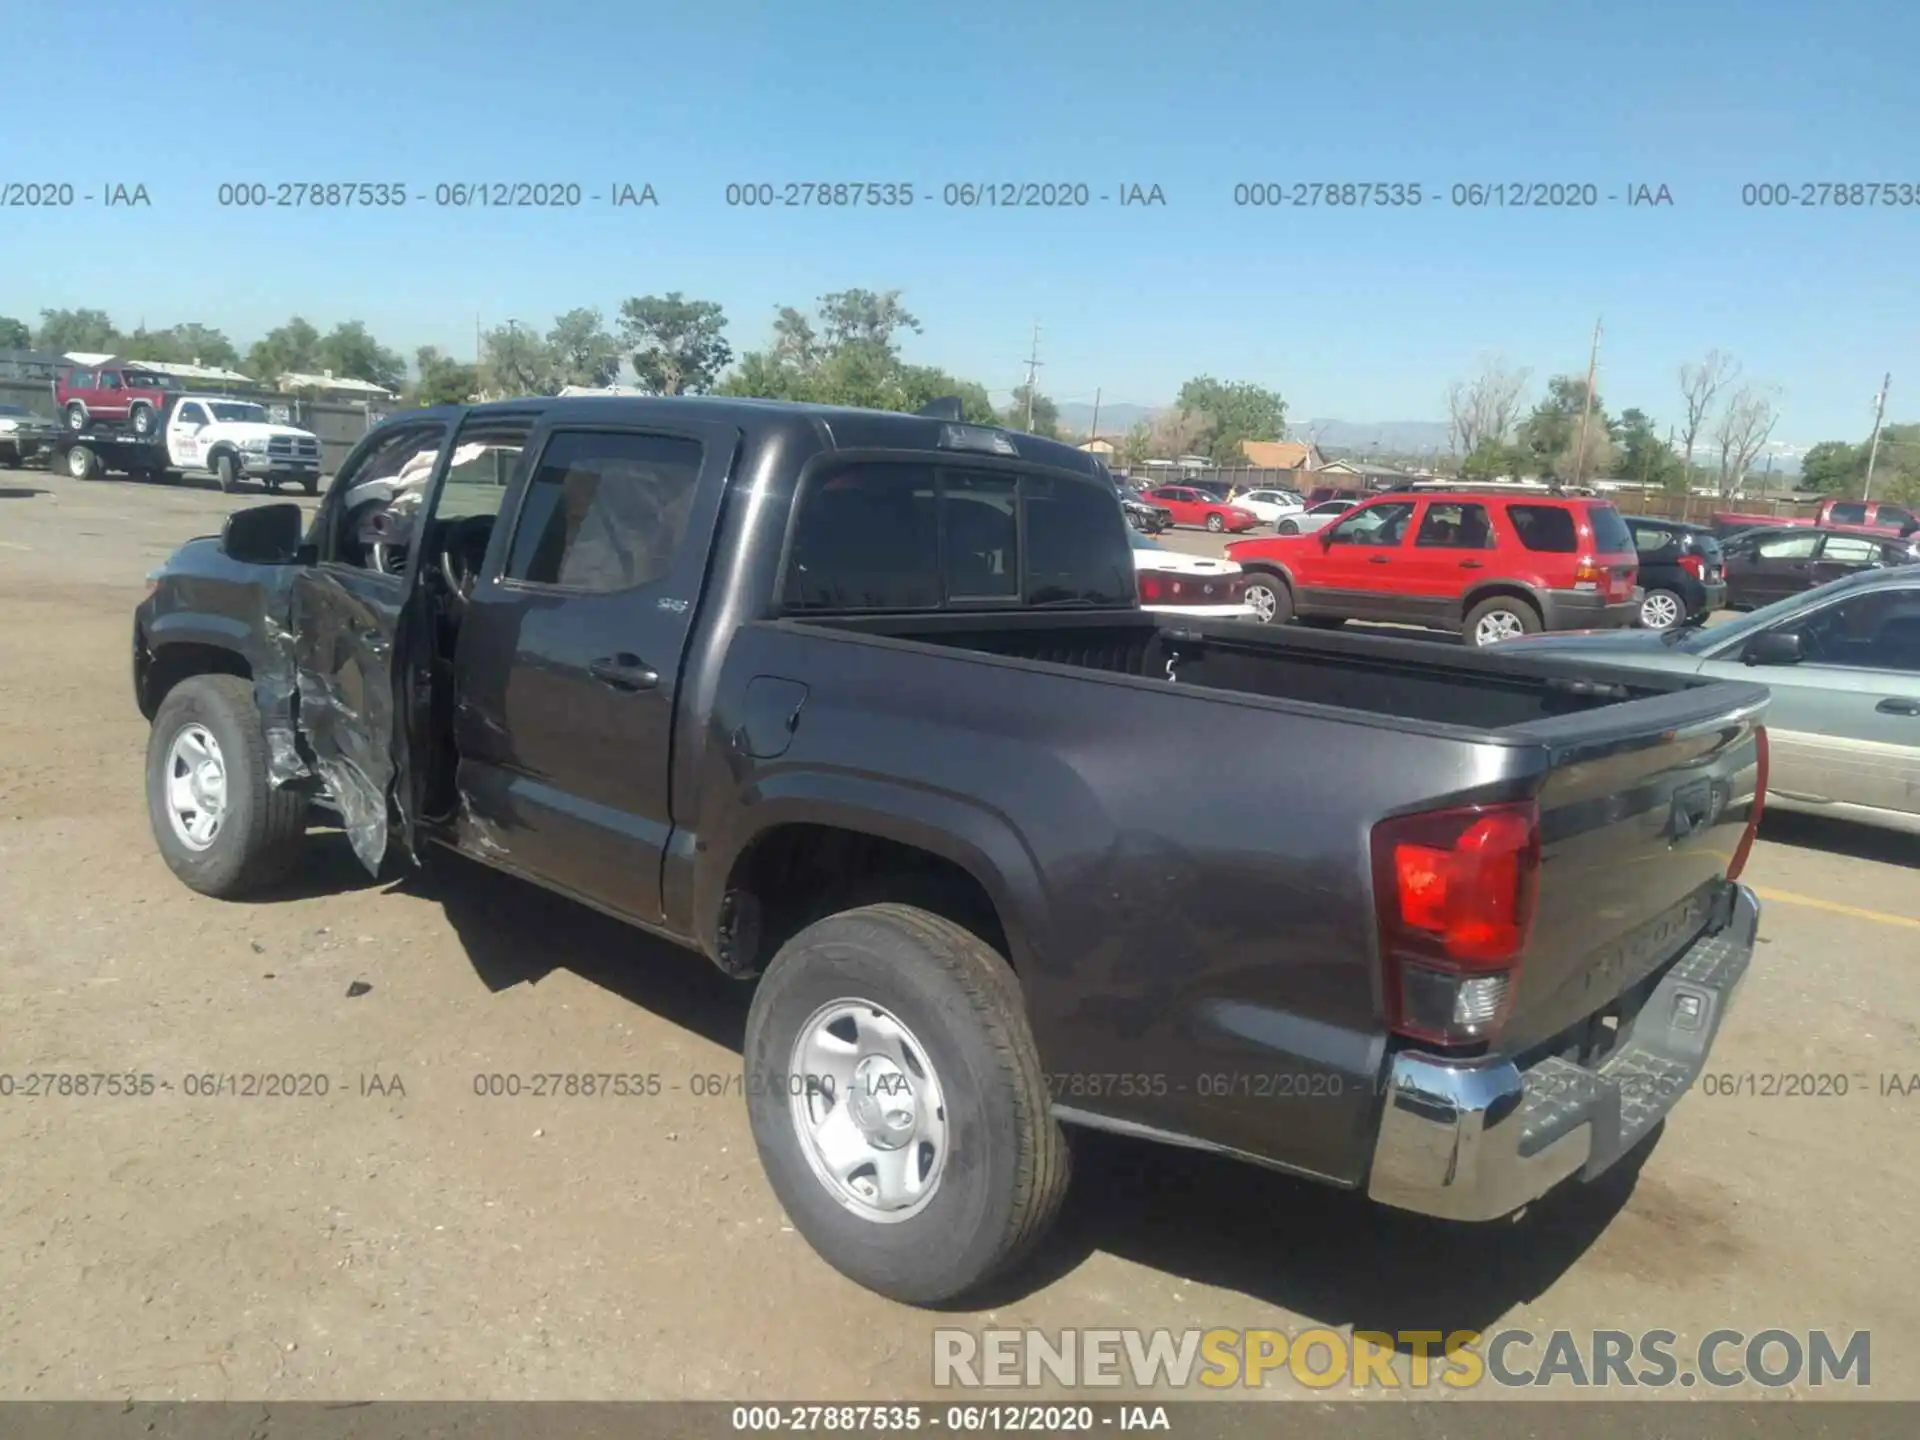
top-left (52, 395), bottom-right (325, 494)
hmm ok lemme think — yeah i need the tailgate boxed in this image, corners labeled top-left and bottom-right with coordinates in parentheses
top-left (1497, 678), bottom-right (1768, 1053)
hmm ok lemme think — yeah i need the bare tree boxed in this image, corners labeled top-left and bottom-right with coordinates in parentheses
top-left (1446, 357), bottom-right (1531, 457)
top-left (1711, 386), bottom-right (1780, 498)
top-left (1148, 405), bottom-right (1208, 458)
top-left (1678, 349), bottom-right (1741, 481)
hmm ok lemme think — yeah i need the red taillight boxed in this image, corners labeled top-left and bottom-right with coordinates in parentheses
top-left (1679, 553), bottom-right (1705, 580)
top-left (1727, 725), bottom-right (1768, 881)
top-left (1573, 557), bottom-right (1603, 590)
top-left (1371, 801), bottom-right (1541, 1046)
top-left (1138, 571), bottom-right (1165, 603)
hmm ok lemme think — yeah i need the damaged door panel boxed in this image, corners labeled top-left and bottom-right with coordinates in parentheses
top-left (288, 419), bottom-right (458, 875)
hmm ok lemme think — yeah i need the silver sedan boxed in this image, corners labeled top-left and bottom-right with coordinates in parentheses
top-left (1495, 566), bottom-right (1920, 835)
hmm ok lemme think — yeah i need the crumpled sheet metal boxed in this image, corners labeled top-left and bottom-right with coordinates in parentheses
top-left (294, 668), bottom-right (390, 877)
top-left (258, 611), bottom-right (310, 787)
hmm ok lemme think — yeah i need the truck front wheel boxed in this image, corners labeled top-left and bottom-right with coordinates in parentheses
top-left (744, 903), bottom-right (1071, 1306)
top-left (64, 402), bottom-right (87, 433)
top-left (146, 675), bottom-right (308, 897)
top-left (213, 453), bottom-right (239, 493)
top-left (129, 403), bottom-right (156, 437)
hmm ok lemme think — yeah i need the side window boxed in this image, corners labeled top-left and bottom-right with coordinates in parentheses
top-left (328, 424), bottom-right (450, 570)
top-left (1877, 506), bottom-right (1915, 529)
top-left (1826, 502), bottom-right (1868, 526)
top-left (1327, 500), bottom-right (1415, 546)
top-left (1755, 532), bottom-right (1821, 561)
top-left (1414, 502), bottom-right (1494, 549)
top-left (1631, 525), bottom-right (1670, 553)
top-left (433, 426), bottom-right (530, 525)
top-left (176, 402), bottom-right (209, 427)
top-left (101, 371), bottom-right (124, 391)
top-left (1796, 590), bottom-right (1920, 671)
top-left (503, 430), bottom-right (703, 592)
top-left (1506, 504), bottom-right (1578, 553)
top-left (66, 370), bottom-right (93, 389)
top-left (1819, 535), bottom-right (1880, 566)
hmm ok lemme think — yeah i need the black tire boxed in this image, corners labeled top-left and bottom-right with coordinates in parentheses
top-left (1638, 586), bottom-right (1685, 631)
top-left (64, 444), bottom-right (101, 480)
top-left (1240, 571), bottom-right (1293, 625)
top-left (146, 674), bottom-right (308, 897)
top-left (744, 903), bottom-right (1071, 1306)
top-left (1277, 519), bottom-right (1300, 536)
top-left (213, 452), bottom-right (239, 493)
top-left (129, 402), bottom-right (156, 437)
top-left (64, 402), bottom-right (87, 433)
top-left (1204, 511), bottom-right (1226, 533)
top-left (301, 473), bottom-right (319, 496)
top-left (1125, 509), bottom-right (1144, 531)
top-left (1464, 594), bottom-right (1542, 647)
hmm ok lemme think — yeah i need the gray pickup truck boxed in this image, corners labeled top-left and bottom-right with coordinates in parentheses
top-left (133, 397), bottom-right (1768, 1304)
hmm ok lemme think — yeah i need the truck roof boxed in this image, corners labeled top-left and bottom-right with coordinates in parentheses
top-left (398, 395), bottom-right (1105, 476)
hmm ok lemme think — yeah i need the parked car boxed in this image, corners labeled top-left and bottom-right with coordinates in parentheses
top-left (56, 364), bottom-right (183, 437)
top-left (1496, 566), bottom-right (1920, 835)
top-left (1720, 525), bottom-right (1920, 609)
top-left (1112, 480), bottom-right (1173, 533)
top-left (1226, 490), bottom-right (1641, 645)
top-left (1140, 483), bottom-right (1260, 532)
top-left (1275, 498), bottom-right (1358, 535)
top-left (1228, 487), bottom-right (1306, 526)
top-left (0, 403), bottom-right (61, 465)
top-left (1305, 485), bottom-right (1369, 507)
top-left (1128, 530), bottom-right (1253, 617)
top-left (1627, 520), bottom-right (1727, 631)
top-left (133, 395), bottom-right (1766, 1307)
top-left (1712, 497), bottom-right (1917, 539)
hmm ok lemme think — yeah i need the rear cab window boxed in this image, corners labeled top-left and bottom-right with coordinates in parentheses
top-left (1505, 504), bottom-right (1578, 553)
top-left (782, 460), bottom-right (1133, 612)
top-left (1827, 502), bottom-right (1869, 526)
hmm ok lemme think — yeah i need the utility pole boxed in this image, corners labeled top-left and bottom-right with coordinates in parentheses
top-left (1863, 372), bottom-right (1891, 501)
top-left (1571, 316), bottom-right (1603, 488)
top-left (1089, 387), bottom-right (1101, 444)
top-left (1022, 320), bottom-right (1043, 431)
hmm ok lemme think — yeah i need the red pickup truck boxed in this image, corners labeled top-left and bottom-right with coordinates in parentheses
top-left (1712, 496), bottom-right (1917, 539)
top-left (56, 363), bottom-right (183, 438)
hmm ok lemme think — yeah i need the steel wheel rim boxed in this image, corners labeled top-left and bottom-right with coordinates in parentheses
top-left (67, 448), bottom-right (89, 478)
top-left (787, 998), bottom-right (948, 1223)
top-left (164, 723), bottom-right (229, 851)
top-left (1641, 591), bottom-right (1681, 629)
top-left (1206, 514), bottom-right (1224, 532)
top-left (1246, 582), bottom-right (1278, 622)
top-left (1475, 610), bottom-right (1526, 645)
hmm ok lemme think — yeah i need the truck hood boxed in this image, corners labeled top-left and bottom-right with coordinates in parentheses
top-left (207, 421), bottom-right (319, 442)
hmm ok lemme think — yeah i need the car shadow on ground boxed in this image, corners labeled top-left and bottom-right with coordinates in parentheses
top-left (389, 846), bottom-right (1636, 1336)
top-left (0, 485), bottom-right (48, 499)
top-left (1758, 810), bottom-right (1917, 866)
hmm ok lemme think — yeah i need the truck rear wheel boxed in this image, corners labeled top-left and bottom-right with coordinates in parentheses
top-left (64, 402), bottom-right (87, 433)
top-left (64, 444), bottom-right (101, 480)
top-left (146, 675), bottom-right (307, 897)
top-left (744, 903), bottom-right (1071, 1306)
top-left (214, 453), bottom-right (239, 493)
top-left (1465, 595), bottom-right (1542, 646)
top-left (129, 403), bottom-right (156, 437)
top-left (1241, 571), bottom-right (1292, 624)
top-left (301, 473), bottom-right (319, 495)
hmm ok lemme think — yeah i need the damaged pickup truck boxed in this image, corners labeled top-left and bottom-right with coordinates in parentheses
top-left (134, 396), bottom-right (1769, 1305)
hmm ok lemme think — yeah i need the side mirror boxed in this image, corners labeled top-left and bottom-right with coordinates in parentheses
top-left (221, 502), bottom-right (305, 564)
top-left (1743, 630), bottom-right (1804, 667)
top-left (1320, 528), bottom-right (1338, 547)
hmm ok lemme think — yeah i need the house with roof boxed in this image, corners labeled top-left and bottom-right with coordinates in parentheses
top-left (1075, 435), bottom-right (1121, 457)
top-left (1238, 439), bottom-right (1326, 471)
top-left (1317, 457), bottom-right (1414, 488)
top-left (278, 370), bottom-right (398, 402)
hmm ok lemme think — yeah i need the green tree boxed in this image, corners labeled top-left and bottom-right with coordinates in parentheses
top-left (617, 292), bottom-right (732, 394)
top-left (409, 346), bottom-right (479, 406)
top-left (1871, 423), bottom-right (1920, 507)
top-left (170, 323), bottom-right (242, 370)
top-left (1172, 376), bottom-right (1287, 465)
top-left (478, 322), bottom-right (556, 397)
top-left (1119, 421), bottom-right (1154, 467)
top-left (895, 365), bottom-right (997, 423)
top-left (817, 289), bottom-right (920, 355)
top-left (0, 315), bottom-right (36, 349)
top-left (246, 317), bottom-right (323, 383)
top-left (546, 308), bottom-right (621, 388)
top-left (1460, 439), bottom-right (1527, 481)
top-left (1002, 383), bottom-right (1061, 439)
top-left (313, 320), bottom-right (406, 390)
top-left (35, 308), bottom-right (120, 353)
top-left (1614, 407), bottom-right (1686, 491)
top-left (1797, 440), bottom-right (1863, 495)
top-left (1519, 375), bottom-right (1617, 481)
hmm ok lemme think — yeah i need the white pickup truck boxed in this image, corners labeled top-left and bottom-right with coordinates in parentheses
top-left (52, 394), bottom-right (325, 494)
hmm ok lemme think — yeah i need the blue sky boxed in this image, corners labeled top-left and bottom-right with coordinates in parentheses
top-left (5, 0), bottom-right (1917, 443)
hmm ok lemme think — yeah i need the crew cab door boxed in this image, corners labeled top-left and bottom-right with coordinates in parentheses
top-left (451, 417), bottom-right (740, 926)
top-left (1303, 498), bottom-right (1416, 620)
top-left (286, 416), bottom-right (458, 873)
top-left (168, 400), bottom-right (212, 468)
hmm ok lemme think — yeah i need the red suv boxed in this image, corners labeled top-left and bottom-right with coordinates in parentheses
top-left (1140, 483), bottom-right (1261, 533)
top-left (1224, 490), bottom-right (1641, 645)
top-left (56, 364), bottom-right (181, 437)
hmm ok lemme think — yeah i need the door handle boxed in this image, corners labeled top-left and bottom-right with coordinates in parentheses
top-left (588, 654), bottom-right (660, 691)
top-left (1459, 559), bottom-right (1485, 569)
top-left (1368, 554), bottom-right (1392, 564)
top-left (1876, 698), bottom-right (1920, 716)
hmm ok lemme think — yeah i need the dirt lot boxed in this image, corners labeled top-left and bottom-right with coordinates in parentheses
top-left (2, 467), bottom-right (1918, 1402)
